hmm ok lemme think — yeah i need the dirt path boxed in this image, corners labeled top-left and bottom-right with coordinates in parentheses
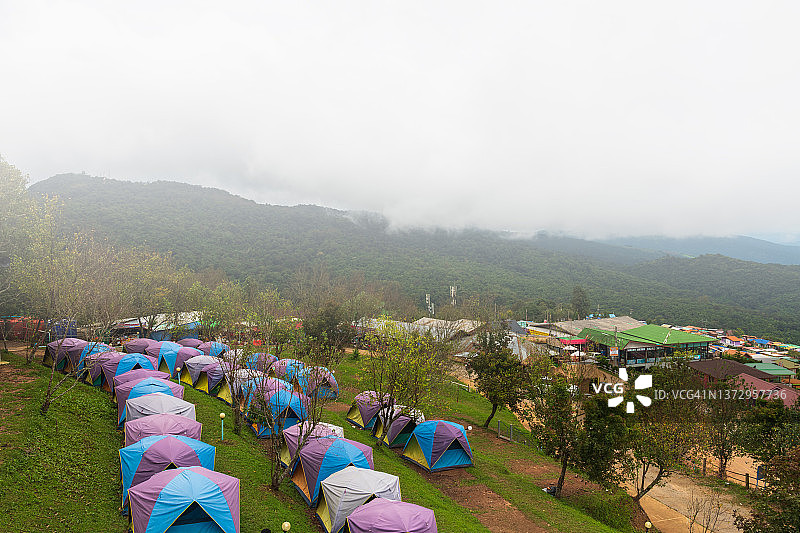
top-left (431, 468), bottom-right (549, 533)
top-left (625, 469), bottom-right (746, 533)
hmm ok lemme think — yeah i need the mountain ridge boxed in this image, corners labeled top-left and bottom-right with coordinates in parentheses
top-left (28, 173), bottom-right (800, 343)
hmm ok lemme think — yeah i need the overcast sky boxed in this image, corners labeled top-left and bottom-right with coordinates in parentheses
top-left (2, 1), bottom-right (799, 241)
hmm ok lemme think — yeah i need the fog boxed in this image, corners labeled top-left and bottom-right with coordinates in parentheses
top-left (2, 1), bottom-right (799, 239)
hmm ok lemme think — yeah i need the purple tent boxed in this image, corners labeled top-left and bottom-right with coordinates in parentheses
top-left (128, 466), bottom-right (240, 533)
top-left (271, 358), bottom-right (305, 381)
top-left (280, 422), bottom-right (344, 467)
top-left (102, 353), bottom-right (158, 391)
top-left (116, 378), bottom-right (184, 427)
top-left (346, 391), bottom-right (388, 430)
top-left (346, 498), bottom-right (437, 533)
top-left (179, 355), bottom-right (220, 387)
top-left (124, 337), bottom-right (159, 354)
top-left (177, 338), bottom-right (203, 349)
top-left (83, 351), bottom-right (124, 387)
top-left (97, 353), bottom-right (126, 391)
top-left (174, 347), bottom-right (203, 375)
top-left (125, 413), bottom-right (203, 447)
top-left (197, 341), bottom-right (229, 358)
top-left (292, 437), bottom-right (374, 506)
top-left (120, 435), bottom-right (216, 509)
top-left (402, 420), bottom-right (473, 472)
top-left (43, 338), bottom-right (87, 369)
top-left (246, 352), bottom-right (278, 372)
top-left (113, 368), bottom-right (170, 395)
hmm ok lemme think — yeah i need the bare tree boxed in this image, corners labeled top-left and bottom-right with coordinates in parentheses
top-left (363, 318), bottom-right (453, 446)
top-left (687, 490), bottom-right (723, 533)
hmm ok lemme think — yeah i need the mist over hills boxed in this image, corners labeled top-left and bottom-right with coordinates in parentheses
top-left (29, 174), bottom-right (800, 343)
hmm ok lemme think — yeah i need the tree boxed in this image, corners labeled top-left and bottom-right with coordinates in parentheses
top-left (0, 157), bottom-right (35, 315)
top-left (13, 232), bottom-right (127, 413)
top-left (571, 285), bottom-right (590, 319)
top-left (525, 361), bottom-right (580, 499)
top-left (467, 324), bottom-right (528, 428)
top-left (741, 400), bottom-right (800, 465)
top-left (300, 301), bottom-right (354, 366)
top-left (363, 318), bottom-right (453, 446)
top-left (621, 361), bottom-right (703, 502)
top-left (575, 394), bottom-right (628, 486)
top-left (735, 445), bottom-right (800, 532)
top-left (703, 377), bottom-right (747, 479)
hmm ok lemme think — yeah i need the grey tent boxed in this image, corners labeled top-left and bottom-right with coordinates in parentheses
top-left (178, 355), bottom-right (220, 387)
top-left (316, 466), bottom-right (402, 533)
top-left (124, 392), bottom-right (196, 424)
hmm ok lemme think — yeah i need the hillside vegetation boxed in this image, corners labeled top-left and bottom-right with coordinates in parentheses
top-left (29, 174), bottom-right (800, 343)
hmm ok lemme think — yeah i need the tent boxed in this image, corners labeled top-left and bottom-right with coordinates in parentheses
top-left (102, 353), bottom-right (158, 391)
top-left (125, 413), bottom-right (203, 447)
top-left (280, 422), bottom-right (344, 467)
top-left (43, 338), bottom-right (111, 373)
top-left (116, 378), bottom-right (184, 427)
top-left (297, 367), bottom-right (339, 400)
top-left (82, 351), bottom-right (124, 387)
top-left (177, 338), bottom-right (203, 349)
top-left (43, 338), bottom-right (87, 370)
top-left (126, 392), bottom-right (196, 425)
top-left (153, 344), bottom-right (203, 378)
top-left (199, 361), bottom-right (233, 404)
top-left (237, 376), bottom-right (292, 411)
top-left (345, 498), bottom-right (437, 533)
top-left (270, 358), bottom-right (305, 381)
top-left (244, 388), bottom-right (308, 438)
top-left (179, 357), bottom-right (232, 404)
top-left (374, 407), bottom-right (425, 448)
top-left (346, 391), bottom-right (388, 430)
top-left (291, 437), bottom-right (374, 506)
top-left (179, 355), bottom-right (220, 387)
top-left (113, 369), bottom-right (170, 396)
top-left (120, 435), bottom-right (216, 509)
top-left (128, 466), bottom-right (240, 533)
top-left (402, 420), bottom-right (473, 472)
top-left (73, 342), bottom-right (112, 374)
top-left (245, 352), bottom-right (277, 373)
top-left (317, 467), bottom-right (401, 533)
top-left (197, 341), bottom-right (229, 358)
top-left (145, 341), bottom-right (182, 374)
top-left (125, 338), bottom-right (159, 354)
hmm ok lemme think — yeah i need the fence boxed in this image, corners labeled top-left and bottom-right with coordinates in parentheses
top-left (686, 457), bottom-right (765, 491)
top-left (448, 381), bottom-right (470, 403)
top-left (497, 420), bottom-right (539, 449)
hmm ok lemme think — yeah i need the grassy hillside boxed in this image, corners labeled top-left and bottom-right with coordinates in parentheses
top-left (0, 347), bottom-right (640, 532)
top-left (28, 174), bottom-right (800, 342)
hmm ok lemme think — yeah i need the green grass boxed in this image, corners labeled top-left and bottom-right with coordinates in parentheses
top-left (0, 348), bottom-right (642, 532)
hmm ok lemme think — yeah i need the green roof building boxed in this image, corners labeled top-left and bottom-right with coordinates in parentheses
top-left (580, 324), bottom-right (715, 369)
top-left (744, 362), bottom-right (795, 379)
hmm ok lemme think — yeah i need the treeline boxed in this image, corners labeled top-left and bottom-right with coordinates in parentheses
top-left (26, 173), bottom-right (800, 343)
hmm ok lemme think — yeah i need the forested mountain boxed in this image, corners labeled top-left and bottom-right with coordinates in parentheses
top-left (602, 235), bottom-right (800, 265)
top-left (29, 174), bottom-right (800, 343)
